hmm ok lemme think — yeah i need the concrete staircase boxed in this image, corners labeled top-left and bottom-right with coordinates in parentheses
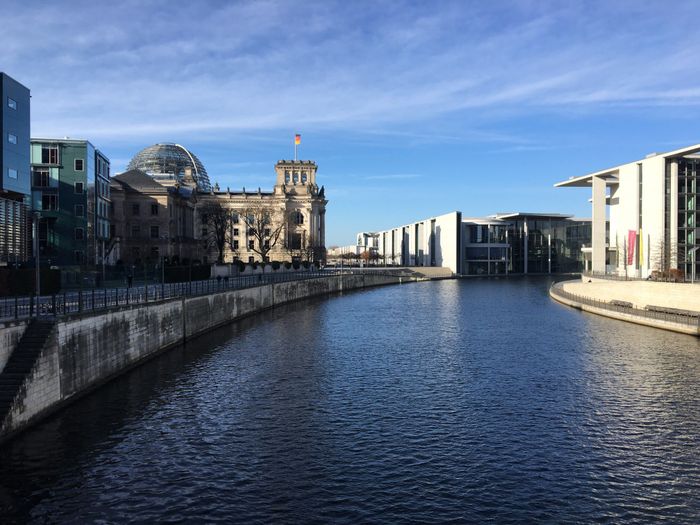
top-left (0, 319), bottom-right (55, 425)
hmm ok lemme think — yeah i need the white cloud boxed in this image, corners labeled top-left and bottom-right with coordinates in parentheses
top-left (1, 0), bottom-right (700, 144)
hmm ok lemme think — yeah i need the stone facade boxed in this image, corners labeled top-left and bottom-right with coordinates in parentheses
top-left (195, 159), bottom-right (327, 264)
top-left (110, 169), bottom-right (197, 264)
top-left (110, 157), bottom-right (328, 265)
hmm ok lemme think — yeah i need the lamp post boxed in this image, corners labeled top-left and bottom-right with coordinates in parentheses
top-left (33, 211), bottom-right (41, 296)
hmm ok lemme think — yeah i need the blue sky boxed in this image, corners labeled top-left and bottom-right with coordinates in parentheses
top-left (2, 0), bottom-right (700, 245)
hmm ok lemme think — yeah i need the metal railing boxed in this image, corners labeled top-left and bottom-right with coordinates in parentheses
top-left (550, 281), bottom-right (700, 327)
top-left (581, 271), bottom-right (647, 282)
top-left (0, 269), bottom-right (407, 322)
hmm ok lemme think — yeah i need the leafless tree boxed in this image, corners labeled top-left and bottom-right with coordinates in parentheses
top-left (199, 201), bottom-right (230, 264)
top-left (241, 201), bottom-right (286, 262)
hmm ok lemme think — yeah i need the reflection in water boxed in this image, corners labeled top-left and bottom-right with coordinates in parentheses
top-left (1, 278), bottom-right (700, 523)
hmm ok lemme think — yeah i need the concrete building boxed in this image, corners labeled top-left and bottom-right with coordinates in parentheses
top-left (556, 143), bottom-right (700, 279)
top-left (109, 169), bottom-right (197, 265)
top-left (373, 211), bottom-right (463, 273)
top-left (360, 211), bottom-right (590, 276)
top-left (0, 73), bottom-right (31, 264)
top-left (30, 139), bottom-right (111, 266)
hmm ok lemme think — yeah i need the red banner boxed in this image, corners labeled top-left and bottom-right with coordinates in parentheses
top-left (627, 230), bottom-right (637, 266)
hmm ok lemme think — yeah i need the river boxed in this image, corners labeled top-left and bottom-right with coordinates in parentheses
top-left (2, 277), bottom-right (700, 523)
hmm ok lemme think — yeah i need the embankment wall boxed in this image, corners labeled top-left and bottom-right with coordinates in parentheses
top-left (0, 273), bottom-right (400, 441)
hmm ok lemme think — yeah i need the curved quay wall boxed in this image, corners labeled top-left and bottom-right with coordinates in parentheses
top-left (549, 281), bottom-right (700, 336)
top-left (0, 273), bottom-right (409, 443)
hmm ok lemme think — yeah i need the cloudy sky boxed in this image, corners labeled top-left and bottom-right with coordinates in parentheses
top-left (3, 0), bottom-right (700, 244)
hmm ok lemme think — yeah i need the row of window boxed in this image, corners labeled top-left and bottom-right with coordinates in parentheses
top-left (130, 225), bottom-right (161, 239)
top-left (131, 246), bottom-right (161, 261)
top-left (131, 203), bottom-right (160, 216)
top-left (228, 240), bottom-right (267, 250)
top-left (283, 170), bottom-right (309, 184)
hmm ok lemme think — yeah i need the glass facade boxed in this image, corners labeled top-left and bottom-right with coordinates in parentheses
top-left (462, 216), bottom-right (590, 276)
top-left (677, 158), bottom-right (700, 279)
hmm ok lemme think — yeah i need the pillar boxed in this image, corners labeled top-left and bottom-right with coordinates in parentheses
top-left (592, 175), bottom-right (607, 273)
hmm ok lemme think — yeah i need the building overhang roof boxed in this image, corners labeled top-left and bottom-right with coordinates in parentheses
top-left (494, 212), bottom-right (573, 220)
top-left (555, 142), bottom-right (700, 188)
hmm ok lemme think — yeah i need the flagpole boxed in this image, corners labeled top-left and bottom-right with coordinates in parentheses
top-left (294, 139), bottom-right (297, 162)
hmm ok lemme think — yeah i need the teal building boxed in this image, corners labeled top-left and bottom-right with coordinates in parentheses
top-left (30, 139), bottom-right (110, 266)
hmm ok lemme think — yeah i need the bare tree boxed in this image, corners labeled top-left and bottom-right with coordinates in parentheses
top-left (241, 202), bottom-right (286, 262)
top-left (199, 201), bottom-right (230, 264)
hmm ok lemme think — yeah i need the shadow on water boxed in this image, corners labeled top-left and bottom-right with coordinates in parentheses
top-left (1, 277), bottom-right (700, 523)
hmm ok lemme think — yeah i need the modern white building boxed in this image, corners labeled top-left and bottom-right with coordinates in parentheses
top-left (556, 143), bottom-right (700, 280)
top-left (358, 211), bottom-right (589, 276)
top-left (372, 211), bottom-right (463, 273)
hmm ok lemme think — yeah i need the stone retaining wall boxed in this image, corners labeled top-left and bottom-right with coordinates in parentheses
top-left (0, 273), bottom-right (401, 442)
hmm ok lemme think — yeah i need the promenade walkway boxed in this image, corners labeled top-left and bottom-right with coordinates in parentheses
top-left (561, 278), bottom-right (700, 313)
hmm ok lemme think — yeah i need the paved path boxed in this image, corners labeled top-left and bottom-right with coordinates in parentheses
top-left (561, 278), bottom-right (700, 313)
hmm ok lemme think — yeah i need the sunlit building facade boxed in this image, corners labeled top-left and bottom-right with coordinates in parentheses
top-left (360, 211), bottom-right (590, 276)
top-left (556, 143), bottom-right (700, 279)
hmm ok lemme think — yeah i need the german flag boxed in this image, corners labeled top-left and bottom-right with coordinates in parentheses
top-left (295, 134), bottom-right (301, 145)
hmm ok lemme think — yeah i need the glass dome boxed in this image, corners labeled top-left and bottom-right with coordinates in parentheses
top-left (127, 143), bottom-right (211, 191)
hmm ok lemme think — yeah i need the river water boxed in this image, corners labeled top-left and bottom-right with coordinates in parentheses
top-left (2, 277), bottom-right (700, 523)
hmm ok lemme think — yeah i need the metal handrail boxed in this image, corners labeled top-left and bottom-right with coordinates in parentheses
top-left (0, 268), bottom-right (407, 322)
top-left (550, 281), bottom-right (700, 327)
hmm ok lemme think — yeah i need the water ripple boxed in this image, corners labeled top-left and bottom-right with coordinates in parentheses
top-left (1, 278), bottom-right (700, 523)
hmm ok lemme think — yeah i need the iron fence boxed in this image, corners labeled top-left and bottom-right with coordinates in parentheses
top-left (0, 268), bottom-right (407, 322)
top-left (550, 281), bottom-right (700, 327)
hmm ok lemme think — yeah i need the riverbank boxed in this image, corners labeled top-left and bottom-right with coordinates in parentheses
top-left (0, 272), bottom-right (416, 444)
top-left (550, 277), bottom-right (700, 336)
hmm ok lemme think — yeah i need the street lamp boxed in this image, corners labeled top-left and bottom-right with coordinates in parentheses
top-left (33, 210), bottom-right (41, 296)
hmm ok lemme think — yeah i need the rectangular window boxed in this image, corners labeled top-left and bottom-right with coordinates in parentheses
top-left (131, 225), bottom-right (140, 237)
top-left (151, 246), bottom-right (160, 259)
top-left (132, 247), bottom-right (141, 259)
top-left (75, 182), bottom-right (84, 194)
top-left (151, 203), bottom-right (159, 216)
top-left (233, 240), bottom-right (239, 249)
top-left (33, 168), bottom-right (49, 187)
top-left (264, 240), bottom-right (270, 249)
top-left (41, 194), bottom-right (57, 210)
top-left (132, 203), bottom-right (140, 216)
top-left (231, 213), bottom-right (239, 223)
top-left (7, 97), bottom-right (16, 110)
top-left (8, 133), bottom-right (17, 144)
top-left (233, 228), bottom-right (239, 236)
top-left (150, 226), bottom-right (159, 239)
top-left (74, 251), bottom-right (84, 264)
top-left (264, 228), bottom-right (271, 237)
top-left (75, 159), bottom-right (84, 171)
top-left (75, 228), bottom-right (84, 240)
top-left (74, 204), bottom-right (84, 217)
top-left (41, 145), bottom-right (59, 164)
top-left (248, 240), bottom-right (254, 249)
top-left (8, 168), bottom-right (18, 179)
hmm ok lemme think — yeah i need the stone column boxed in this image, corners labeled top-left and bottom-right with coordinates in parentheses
top-left (592, 175), bottom-right (607, 273)
top-left (670, 159), bottom-right (679, 269)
